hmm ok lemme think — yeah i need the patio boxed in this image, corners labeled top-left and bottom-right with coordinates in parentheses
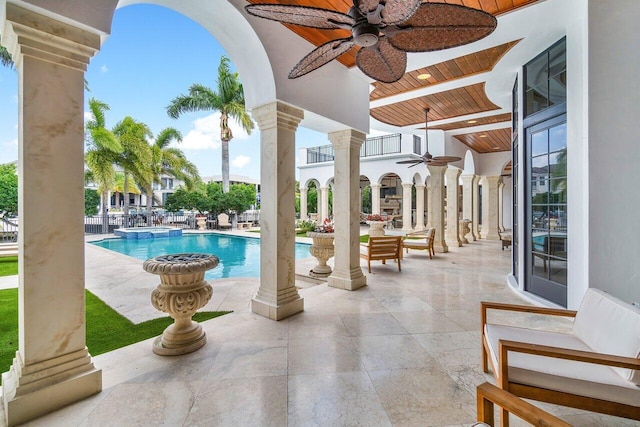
top-left (0, 235), bottom-right (634, 426)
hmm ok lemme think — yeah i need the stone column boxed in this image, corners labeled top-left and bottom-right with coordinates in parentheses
top-left (498, 181), bottom-right (505, 232)
top-left (319, 186), bottom-right (329, 221)
top-left (371, 183), bottom-right (381, 215)
top-left (427, 165), bottom-right (448, 253)
top-left (401, 182), bottom-right (413, 232)
top-left (251, 102), bottom-right (304, 320)
top-left (480, 176), bottom-right (502, 240)
top-left (327, 130), bottom-right (367, 291)
top-left (461, 174), bottom-right (477, 241)
top-left (1, 5), bottom-right (102, 426)
top-left (426, 184), bottom-right (432, 229)
top-left (445, 168), bottom-right (462, 247)
top-left (300, 187), bottom-right (308, 221)
top-left (414, 183), bottom-right (426, 232)
top-left (472, 175), bottom-right (481, 239)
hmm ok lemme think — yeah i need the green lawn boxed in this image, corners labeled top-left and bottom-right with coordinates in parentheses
top-left (0, 288), bottom-right (229, 385)
top-left (0, 256), bottom-right (18, 276)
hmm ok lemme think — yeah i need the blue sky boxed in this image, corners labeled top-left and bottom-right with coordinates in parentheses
top-left (0, 3), bottom-right (330, 180)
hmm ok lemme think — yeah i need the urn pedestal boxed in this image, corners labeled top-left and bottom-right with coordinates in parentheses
top-left (196, 216), bottom-right (207, 230)
top-left (459, 219), bottom-right (472, 244)
top-left (367, 221), bottom-right (386, 237)
top-left (306, 232), bottom-right (335, 278)
top-left (143, 253), bottom-right (218, 356)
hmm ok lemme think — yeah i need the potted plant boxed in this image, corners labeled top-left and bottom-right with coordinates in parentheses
top-left (306, 218), bottom-right (335, 277)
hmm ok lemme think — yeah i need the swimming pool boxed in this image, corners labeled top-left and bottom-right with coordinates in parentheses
top-left (91, 234), bottom-right (312, 280)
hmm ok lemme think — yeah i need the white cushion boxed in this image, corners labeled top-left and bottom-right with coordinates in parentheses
top-left (485, 324), bottom-right (640, 407)
top-left (572, 288), bottom-right (640, 384)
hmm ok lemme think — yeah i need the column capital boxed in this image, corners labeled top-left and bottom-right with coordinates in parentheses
top-left (370, 183), bottom-right (381, 189)
top-left (415, 183), bottom-right (425, 190)
top-left (3, 3), bottom-right (100, 71)
top-left (427, 164), bottom-right (447, 177)
top-left (251, 101), bottom-right (304, 132)
top-left (460, 174), bottom-right (476, 184)
top-left (445, 167), bottom-right (462, 179)
top-left (300, 187), bottom-right (308, 193)
top-left (482, 175), bottom-right (502, 186)
top-left (328, 128), bottom-right (366, 150)
top-left (401, 181), bottom-right (413, 189)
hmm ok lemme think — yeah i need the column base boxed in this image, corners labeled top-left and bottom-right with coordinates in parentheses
top-left (251, 286), bottom-right (304, 320)
top-left (446, 234), bottom-right (463, 247)
top-left (434, 242), bottom-right (449, 253)
top-left (327, 268), bottom-right (367, 291)
top-left (481, 232), bottom-right (502, 241)
top-left (2, 348), bottom-right (102, 426)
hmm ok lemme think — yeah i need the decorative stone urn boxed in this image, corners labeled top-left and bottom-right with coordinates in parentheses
top-left (367, 221), bottom-right (386, 237)
top-left (143, 253), bottom-right (218, 356)
top-left (196, 215), bottom-right (207, 230)
top-left (459, 219), bottom-right (472, 244)
top-left (306, 232), bottom-right (335, 278)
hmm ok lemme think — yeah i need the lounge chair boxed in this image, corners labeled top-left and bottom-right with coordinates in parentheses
top-left (217, 213), bottom-right (232, 230)
top-left (481, 288), bottom-right (640, 425)
top-left (402, 228), bottom-right (435, 259)
top-left (359, 235), bottom-right (402, 273)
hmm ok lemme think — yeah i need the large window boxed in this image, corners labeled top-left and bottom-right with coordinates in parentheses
top-left (524, 38), bottom-right (567, 307)
top-left (525, 39), bottom-right (566, 117)
top-left (512, 78), bottom-right (519, 281)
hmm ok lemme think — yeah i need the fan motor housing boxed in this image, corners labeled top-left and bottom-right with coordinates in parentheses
top-left (353, 24), bottom-right (380, 47)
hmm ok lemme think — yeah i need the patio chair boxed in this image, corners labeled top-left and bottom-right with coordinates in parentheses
top-left (217, 213), bottom-right (232, 230)
top-left (481, 288), bottom-right (640, 425)
top-left (359, 235), bottom-right (402, 273)
top-left (402, 228), bottom-right (435, 259)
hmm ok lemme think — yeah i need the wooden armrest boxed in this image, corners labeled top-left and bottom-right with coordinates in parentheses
top-left (476, 382), bottom-right (571, 427)
top-left (481, 301), bottom-right (576, 327)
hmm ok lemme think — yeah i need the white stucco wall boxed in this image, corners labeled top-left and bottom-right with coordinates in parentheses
top-left (585, 0), bottom-right (640, 305)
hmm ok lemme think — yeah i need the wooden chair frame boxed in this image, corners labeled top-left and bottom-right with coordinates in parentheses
top-left (476, 382), bottom-right (571, 427)
top-left (481, 301), bottom-right (640, 425)
top-left (359, 235), bottom-right (402, 273)
top-left (402, 228), bottom-right (435, 259)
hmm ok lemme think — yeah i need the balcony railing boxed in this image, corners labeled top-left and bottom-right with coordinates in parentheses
top-left (306, 133), bottom-right (420, 164)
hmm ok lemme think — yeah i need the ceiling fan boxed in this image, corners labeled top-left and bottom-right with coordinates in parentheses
top-left (396, 107), bottom-right (461, 168)
top-left (245, 1), bottom-right (497, 83)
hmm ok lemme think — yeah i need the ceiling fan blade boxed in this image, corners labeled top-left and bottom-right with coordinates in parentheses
top-left (289, 38), bottom-right (356, 79)
top-left (407, 161), bottom-right (424, 168)
top-left (386, 3), bottom-right (497, 52)
top-left (396, 159), bottom-right (423, 164)
top-left (245, 4), bottom-right (354, 30)
top-left (432, 155), bottom-right (462, 163)
top-left (380, 0), bottom-right (422, 25)
top-left (356, 37), bottom-right (406, 83)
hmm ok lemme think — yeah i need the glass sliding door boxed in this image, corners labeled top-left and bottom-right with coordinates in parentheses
top-left (526, 115), bottom-right (567, 306)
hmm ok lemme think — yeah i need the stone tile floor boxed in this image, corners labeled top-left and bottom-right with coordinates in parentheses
top-left (1, 230), bottom-right (638, 426)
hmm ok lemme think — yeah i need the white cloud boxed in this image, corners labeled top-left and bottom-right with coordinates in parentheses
top-left (84, 111), bottom-right (93, 122)
top-left (178, 112), bottom-right (252, 150)
top-left (100, 65), bottom-right (108, 73)
top-left (232, 155), bottom-right (250, 169)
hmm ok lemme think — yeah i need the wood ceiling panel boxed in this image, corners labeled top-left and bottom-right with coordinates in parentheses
top-left (370, 40), bottom-right (519, 100)
top-left (430, 113), bottom-right (511, 130)
top-left (454, 128), bottom-right (512, 153)
top-left (371, 83), bottom-right (500, 126)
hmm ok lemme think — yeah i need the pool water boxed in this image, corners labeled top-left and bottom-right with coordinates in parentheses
top-left (92, 234), bottom-right (311, 280)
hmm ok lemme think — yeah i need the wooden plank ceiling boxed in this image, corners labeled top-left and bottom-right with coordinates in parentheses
top-left (370, 40), bottom-right (520, 101)
top-left (453, 128), bottom-right (512, 153)
top-left (430, 112), bottom-right (511, 131)
top-left (371, 82), bottom-right (500, 126)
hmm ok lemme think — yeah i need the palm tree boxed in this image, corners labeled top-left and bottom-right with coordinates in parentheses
top-left (0, 45), bottom-right (13, 68)
top-left (146, 127), bottom-right (200, 225)
top-left (112, 117), bottom-right (153, 222)
top-left (166, 55), bottom-right (253, 192)
top-left (85, 98), bottom-right (122, 232)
